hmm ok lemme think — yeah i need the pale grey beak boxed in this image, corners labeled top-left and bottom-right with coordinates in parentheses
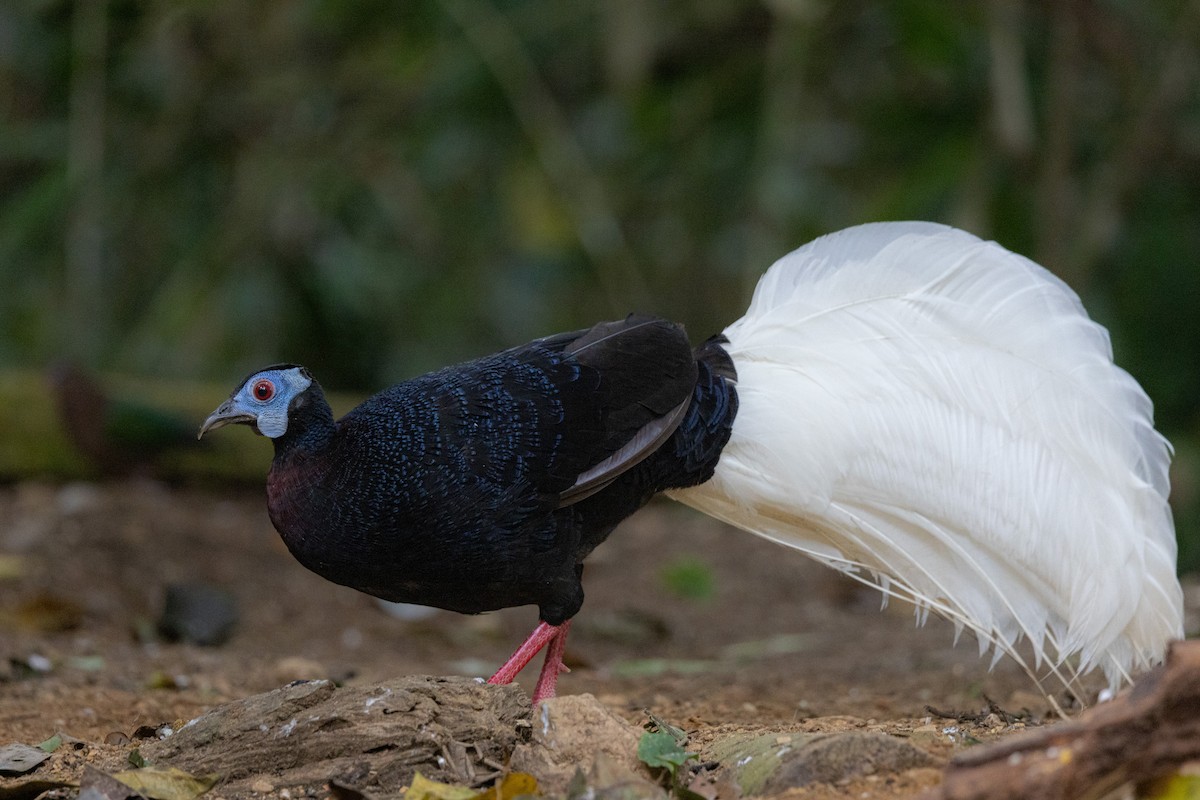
top-left (197, 400), bottom-right (256, 440)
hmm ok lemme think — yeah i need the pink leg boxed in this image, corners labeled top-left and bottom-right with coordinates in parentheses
top-left (531, 619), bottom-right (572, 703)
top-left (488, 621), bottom-right (560, 685)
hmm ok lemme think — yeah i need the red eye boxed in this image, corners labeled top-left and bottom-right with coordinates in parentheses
top-left (252, 379), bottom-right (275, 402)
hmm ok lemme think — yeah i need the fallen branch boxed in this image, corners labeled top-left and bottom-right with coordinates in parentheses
top-left (929, 640), bottom-right (1200, 800)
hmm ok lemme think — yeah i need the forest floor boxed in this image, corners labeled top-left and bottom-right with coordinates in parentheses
top-left (1, 480), bottom-right (1195, 799)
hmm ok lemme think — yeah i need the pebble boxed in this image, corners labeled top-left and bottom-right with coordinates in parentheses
top-left (56, 483), bottom-right (102, 516)
top-left (374, 600), bottom-right (438, 620)
top-left (157, 583), bottom-right (239, 646)
top-left (26, 654), bottom-right (53, 673)
top-left (273, 656), bottom-right (327, 684)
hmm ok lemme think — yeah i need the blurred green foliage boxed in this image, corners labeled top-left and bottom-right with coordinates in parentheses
top-left (1, 1), bottom-right (1199, 560)
top-left (660, 556), bottom-right (715, 602)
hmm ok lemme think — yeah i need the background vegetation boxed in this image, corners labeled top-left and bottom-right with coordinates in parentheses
top-left (1, 1), bottom-right (1198, 561)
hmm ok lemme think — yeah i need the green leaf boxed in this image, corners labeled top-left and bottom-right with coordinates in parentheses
top-left (637, 731), bottom-right (695, 773)
top-left (36, 734), bottom-right (62, 753)
top-left (67, 655), bottom-right (106, 672)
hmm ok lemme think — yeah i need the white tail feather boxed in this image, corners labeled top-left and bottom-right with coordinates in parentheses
top-left (668, 222), bottom-right (1182, 689)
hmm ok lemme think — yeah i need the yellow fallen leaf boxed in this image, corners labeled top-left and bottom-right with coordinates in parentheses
top-left (1142, 773), bottom-right (1200, 800)
top-left (404, 773), bottom-right (479, 800)
top-left (473, 772), bottom-right (538, 800)
top-left (0, 554), bottom-right (24, 580)
top-left (402, 772), bottom-right (539, 800)
top-left (111, 765), bottom-right (220, 800)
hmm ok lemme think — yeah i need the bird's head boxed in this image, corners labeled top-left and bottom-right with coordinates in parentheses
top-left (198, 365), bottom-right (314, 440)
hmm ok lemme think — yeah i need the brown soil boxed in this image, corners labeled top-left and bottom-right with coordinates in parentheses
top-left (0, 480), bottom-right (1181, 798)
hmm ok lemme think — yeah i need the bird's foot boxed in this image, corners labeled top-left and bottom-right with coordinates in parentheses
top-left (487, 621), bottom-right (560, 685)
top-left (487, 619), bottom-right (573, 703)
top-left (531, 620), bottom-right (572, 703)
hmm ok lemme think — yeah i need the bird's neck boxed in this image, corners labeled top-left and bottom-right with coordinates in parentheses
top-left (271, 386), bottom-right (337, 461)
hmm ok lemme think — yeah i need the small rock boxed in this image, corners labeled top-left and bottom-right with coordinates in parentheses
top-left (706, 730), bottom-right (940, 794)
top-left (250, 778), bottom-right (275, 793)
top-left (769, 732), bottom-right (938, 791)
top-left (510, 694), bottom-right (644, 796)
top-left (157, 583), bottom-right (238, 646)
top-left (571, 752), bottom-right (666, 800)
top-left (25, 653), bottom-right (53, 673)
top-left (15, 593), bottom-right (84, 633)
top-left (55, 482), bottom-right (102, 516)
top-left (273, 656), bottom-right (328, 684)
top-left (340, 627), bottom-right (364, 650)
top-left (908, 724), bottom-right (944, 747)
top-left (374, 600), bottom-right (438, 621)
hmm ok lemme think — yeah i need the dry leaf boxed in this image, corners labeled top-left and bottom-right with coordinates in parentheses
top-left (0, 744), bottom-right (49, 776)
top-left (78, 765), bottom-right (140, 800)
top-left (110, 766), bottom-right (219, 800)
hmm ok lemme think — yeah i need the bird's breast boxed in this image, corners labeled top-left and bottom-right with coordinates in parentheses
top-left (265, 454), bottom-right (335, 555)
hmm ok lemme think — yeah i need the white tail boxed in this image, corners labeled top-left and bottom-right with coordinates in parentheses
top-left (669, 222), bottom-right (1182, 689)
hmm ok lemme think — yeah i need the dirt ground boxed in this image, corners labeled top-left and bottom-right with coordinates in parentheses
top-left (2, 480), bottom-right (1194, 798)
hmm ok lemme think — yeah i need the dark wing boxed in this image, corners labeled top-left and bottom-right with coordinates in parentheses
top-left (553, 316), bottom-right (696, 505)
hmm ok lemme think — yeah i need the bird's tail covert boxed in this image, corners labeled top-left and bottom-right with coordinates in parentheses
top-left (668, 221), bottom-right (1182, 690)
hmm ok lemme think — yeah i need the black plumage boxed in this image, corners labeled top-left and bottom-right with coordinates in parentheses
top-left (202, 315), bottom-right (737, 695)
